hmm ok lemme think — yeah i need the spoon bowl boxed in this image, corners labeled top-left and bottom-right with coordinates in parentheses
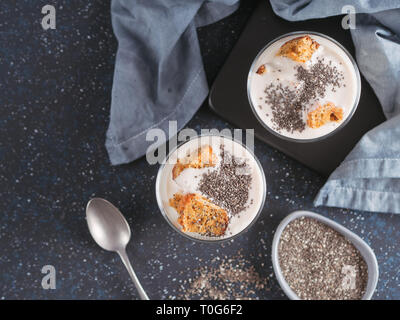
top-left (86, 198), bottom-right (131, 251)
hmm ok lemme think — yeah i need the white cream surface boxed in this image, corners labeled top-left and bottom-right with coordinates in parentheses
top-left (248, 34), bottom-right (359, 140)
top-left (156, 136), bottom-right (266, 241)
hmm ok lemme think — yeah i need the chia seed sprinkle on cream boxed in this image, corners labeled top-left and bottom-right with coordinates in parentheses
top-left (264, 58), bottom-right (344, 133)
top-left (278, 217), bottom-right (368, 300)
top-left (198, 145), bottom-right (252, 215)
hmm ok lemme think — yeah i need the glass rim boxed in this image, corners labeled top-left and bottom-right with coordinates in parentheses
top-left (155, 133), bottom-right (267, 243)
top-left (247, 31), bottom-right (362, 143)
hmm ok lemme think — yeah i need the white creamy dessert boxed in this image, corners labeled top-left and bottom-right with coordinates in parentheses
top-left (248, 33), bottom-right (360, 140)
top-left (156, 135), bottom-right (266, 241)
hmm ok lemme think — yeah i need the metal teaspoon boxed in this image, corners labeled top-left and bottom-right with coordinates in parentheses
top-left (86, 198), bottom-right (149, 300)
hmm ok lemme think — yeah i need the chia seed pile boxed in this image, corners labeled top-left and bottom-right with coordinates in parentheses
top-left (176, 251), bottom-right (269, 300)
top-left (278, 217), bottom-right (368, 300)
top-left (264, 57), bottom-right (344, 132)
top-left (198, 145), bottom-right (252, 215)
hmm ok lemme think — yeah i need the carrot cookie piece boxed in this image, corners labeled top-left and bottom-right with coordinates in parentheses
top-left (307, 102), bottom-right (344, 129)
top-left (169, 193), bottom-right (229, 237)
top-left (277, 35), bottom-right (320, 63)
top-left (256, 64), bottom-right (266, 75)
top-left (172, 145), bottom-right (217, 179)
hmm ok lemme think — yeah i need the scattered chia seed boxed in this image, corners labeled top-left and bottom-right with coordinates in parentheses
top-left (176, 250), bottom-right (270, 300)
top-left (264, 58), bottom-right (344, 133)
top-left (198, 145), bottom-right (252, 215)
top-left (295, 58), bottom-right (343, 102)
top-left (278, 217), bottom-right (368, 300)
top-left (264, 82), bottom-right (305, 132)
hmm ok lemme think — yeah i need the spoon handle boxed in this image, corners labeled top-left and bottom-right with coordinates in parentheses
top-left (118, 249), bottom-right (149, 300)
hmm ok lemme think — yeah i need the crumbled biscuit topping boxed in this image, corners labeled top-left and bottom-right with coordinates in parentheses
top-left (277, 35), bottom-right (320, 63)
top-left (169, 193), bottom-right (229, 237)
top-left (172, 145), bottom-right (217, 179)
top-left (256, 64), bottom-right (266, 75)
top-left (307, 102), bottom-right (343, 129)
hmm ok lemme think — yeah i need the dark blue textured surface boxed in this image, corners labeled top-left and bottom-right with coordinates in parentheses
top-left (0, 1), bottom-right (399, 300)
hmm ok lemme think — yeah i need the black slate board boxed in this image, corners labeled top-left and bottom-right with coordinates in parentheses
top-left (209, 0), bottom-right (386, 176)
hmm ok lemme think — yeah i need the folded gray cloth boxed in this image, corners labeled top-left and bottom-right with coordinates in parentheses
top-left (270, 0), bottom-right (400, 213)
top-left (106, 0), bottom-right (239, 165)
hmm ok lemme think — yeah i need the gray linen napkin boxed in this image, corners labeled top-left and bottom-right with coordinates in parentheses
top-left (106, 0), bottom-right (239, 165)
top-left (270, 0), bottom-right (400, 213)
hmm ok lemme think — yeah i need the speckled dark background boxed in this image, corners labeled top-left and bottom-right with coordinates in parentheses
top-left (0, 0), bottom-right (399, 300)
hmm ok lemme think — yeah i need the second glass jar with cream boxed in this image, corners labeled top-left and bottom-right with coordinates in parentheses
top-left (247, 31), bottom-right (361, 142)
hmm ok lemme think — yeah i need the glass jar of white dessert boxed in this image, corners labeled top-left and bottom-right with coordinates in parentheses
top-left (155, 134), bottom-right (267, 242)
top-left (247, 31), bottom-right (361, 142)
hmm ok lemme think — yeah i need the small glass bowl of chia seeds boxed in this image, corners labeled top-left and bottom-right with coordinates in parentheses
top-left (155, 133), bottom-right (267, 243)
top-left (247, 31), bottom-right (361, 143)
top-left (271, 210), bottom-right (379, 300)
